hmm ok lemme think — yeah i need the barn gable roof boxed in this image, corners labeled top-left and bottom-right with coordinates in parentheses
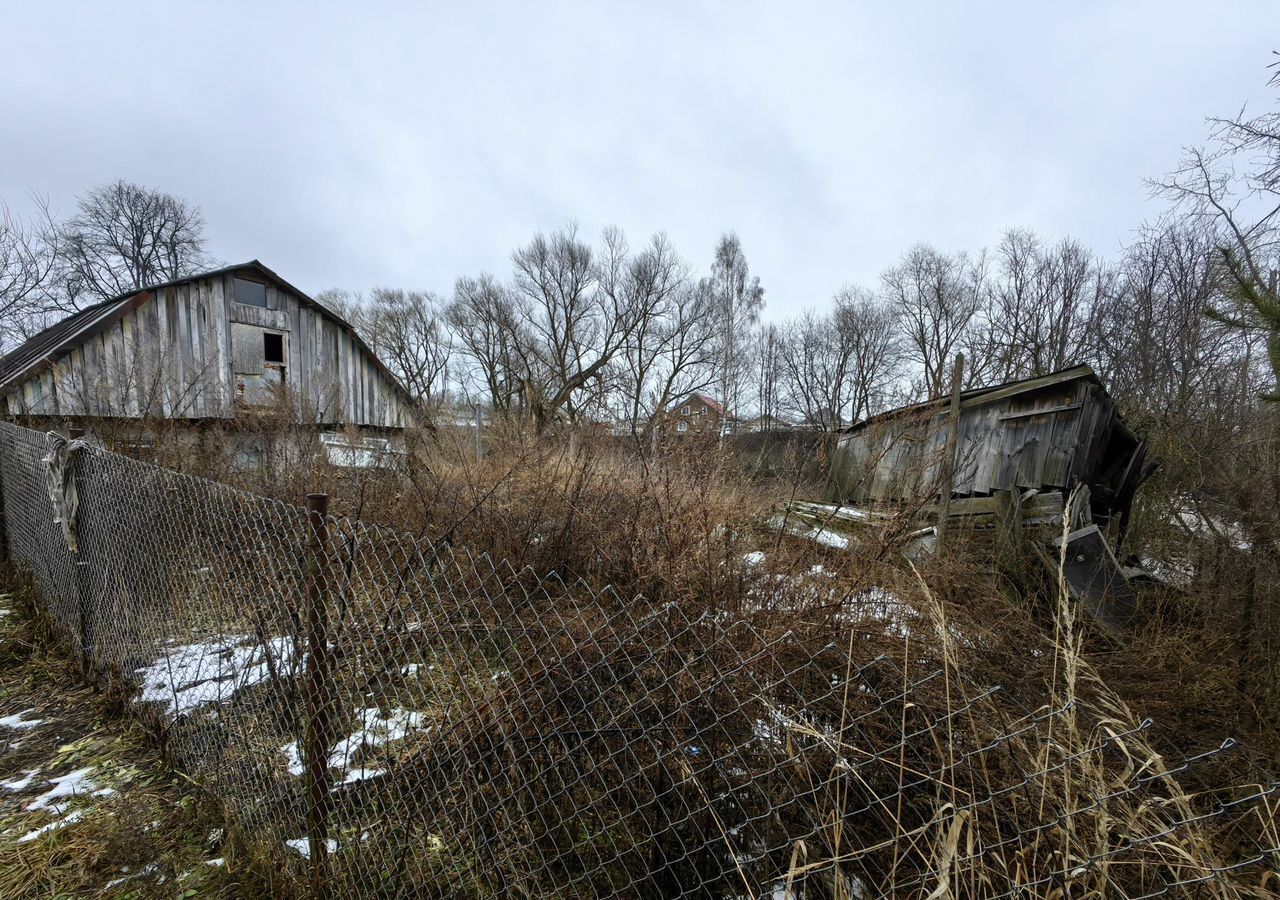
top-left (0, 261), bottom-right (412, 408)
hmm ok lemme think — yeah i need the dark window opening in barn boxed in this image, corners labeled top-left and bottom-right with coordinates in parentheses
top-left (263, 333), bottom-right (285, 364)
top-left (234, 277), bottom-right (268, 308)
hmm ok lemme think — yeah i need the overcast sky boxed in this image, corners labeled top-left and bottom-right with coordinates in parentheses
top-left (1, 2), bottom-right (1275, 319)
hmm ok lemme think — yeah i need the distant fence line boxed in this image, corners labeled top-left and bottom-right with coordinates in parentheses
top-left (0, 419), bottom-right (1275, 898)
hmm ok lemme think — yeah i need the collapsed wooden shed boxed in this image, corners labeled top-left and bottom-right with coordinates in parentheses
top-left (826, 365), bottom-right (1153, 539)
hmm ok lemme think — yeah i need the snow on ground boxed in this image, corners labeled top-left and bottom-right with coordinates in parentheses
top-left (340, 765), bottom-right (385, 784)
top-left (285, 836), bottom-right (338, 858)
top-left (807, 527), bottom-right (850, 549)
top-left (0, 708), bottom-right (44, 729)
top-left (24, 766), bottom-right (110, 811)
top-left (1176, 506), bottom-right (1251, 551)
top-left (1, 770), bottom-right (38, 791)
top-left (104, 863), bottom-right (160, 888)
top-left (134, 635), bottom-right (294, 716)
top-left (1138, 555), bottom-right (1195, 587)
top-left (17, 809), bottom-right (85, 843)
top-left (328, 707), bottom-right (426, 772)
top-left (281, 741), bottom-right (304, 777)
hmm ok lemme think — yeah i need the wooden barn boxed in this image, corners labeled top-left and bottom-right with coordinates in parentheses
top-left (826, 365), bottom-right (1152, 532)
top-left (0, 261), bottom-right (413, 437)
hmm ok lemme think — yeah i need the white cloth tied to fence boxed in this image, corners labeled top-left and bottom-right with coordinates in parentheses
top-left (42, 433), bottom-right (90, 554)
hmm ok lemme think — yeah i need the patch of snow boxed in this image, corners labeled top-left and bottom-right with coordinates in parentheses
top-left (327, 707), bottom-right (426, 772)
top-left (1175, 503), bottom-right (1251, 551)
top-left (286, 837), bottom-right (338, 858)
top-left (742, 551), bottom-right (766, 567)
top-left (104, 863), bottom-right (157, 887)
top-left (339, 766), bottom-right (385, 785)
top-left (205, 857), bottom-right (225, 867)
top-left (0, 709), bottom-right (43, 729)
top-left (808, 527), bottom-right (850, 549)
top-left (17, 809), bottom-right (84, 842)
top-left (1, 769), bottom-right (39, 791)
top-left (1139, 555), bottom-right (1195, 587)
top-left (134, 635), bottom-right (294, 716)
top-left (281, 741), bottom-right (304, 777)
top-left (25, 767), bottom-right (99, 812)
top-left (402, 663), bottom-right (423, 676)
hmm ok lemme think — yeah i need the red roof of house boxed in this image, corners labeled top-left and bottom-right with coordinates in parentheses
top-left (669, 393), bottom-right (724, 415)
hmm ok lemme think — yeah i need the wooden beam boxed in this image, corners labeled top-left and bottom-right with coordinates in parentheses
top-left (935, 353), bottom-right (965, 555)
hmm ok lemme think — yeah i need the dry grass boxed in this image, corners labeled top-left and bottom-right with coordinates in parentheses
top-left (40, 420), bottom-right (1280, 896)
top-left (0, 570), bottom-right (248, 899)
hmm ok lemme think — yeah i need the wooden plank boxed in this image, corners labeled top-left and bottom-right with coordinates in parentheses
top-left (228, 301), bottom-right (290, 330)
top-left (287, 292), bottom-right (303, 406)
top-left (231, 323), bottom-right (264, 375)
top-left (1048, 524), bottom-right (1136, 636)
top-left (997, 401), bottom-right (1082, 421)
top-left (935, 354), bottom-right (965, 554)
top-left (957, 365), bottom-right (1094, 412)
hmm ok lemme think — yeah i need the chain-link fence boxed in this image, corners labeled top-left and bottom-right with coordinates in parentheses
top-left (0, 419), bottom-right (1276, 898)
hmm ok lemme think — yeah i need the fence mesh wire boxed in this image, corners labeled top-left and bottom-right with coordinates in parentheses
top-left (0, 419), bottom-right (1276, 899)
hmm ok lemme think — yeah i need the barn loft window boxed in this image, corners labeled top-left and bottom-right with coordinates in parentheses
top-left (682, 405), bottom-right (690, 415)
top-left (233, 276), bottom-right (268, 308)
top-left (263, 332), bottom-right (285, 364)
top-left (678, 420), bottom-right (689, 432)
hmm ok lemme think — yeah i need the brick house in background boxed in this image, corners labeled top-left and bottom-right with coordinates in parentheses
top-left (666, 392), bottom-right (726, 435)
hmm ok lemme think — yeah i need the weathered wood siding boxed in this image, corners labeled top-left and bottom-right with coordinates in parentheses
top-left (827, 377), bottom-right (1113, 504)
top-left (1, 270), bottom-right (408, 429)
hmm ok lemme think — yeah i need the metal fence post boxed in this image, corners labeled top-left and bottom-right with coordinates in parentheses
top-left (0, 444), bottom-right (8, 567)
top-left (303, 492), bottom-right (333, 897)
top-left (68, 427), bottom-right (94, 674)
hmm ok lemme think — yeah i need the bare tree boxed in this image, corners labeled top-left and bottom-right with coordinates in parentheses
top-left (447, 274), bottom-right (532, 416)
top-left (1151, 60), bottom-right (1280, 400)
top-left (777, 309), bottom-right (852, 429)
top-left (837, 287), bottom-right (903, 422)
top-left (509, 224), bottom-right (670, 429)
top-left (704, 232), bottom-right (765, 424)
top-left (754, 322), bottom-right (784, 426)
top-left (611, 236), bottom-right (711, 435)
top-left (508, 223), bottom-right (605, 427)
top-left (776, 287), bottom-right (901, 429)
top-left (0, 197), bottom-right (59, 349)
top-left (314, 288), bottom-right (367, 328)
top-left (58, 179), bottom-right (210, 308)
top-left (972, 229), bottom-right (1110, 382)
top-left (361, 288), bottom-right (453, 410)
top-left (881, 244), bottom-right (985, 397)
top-left (1089, 222), bottom-right (1248, 422)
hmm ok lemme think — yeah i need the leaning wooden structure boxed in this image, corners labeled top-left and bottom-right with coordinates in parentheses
top-left (799, 366), bottom-right (1156, 633)
top-left (826, 365), bottom-right (1152, 539)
